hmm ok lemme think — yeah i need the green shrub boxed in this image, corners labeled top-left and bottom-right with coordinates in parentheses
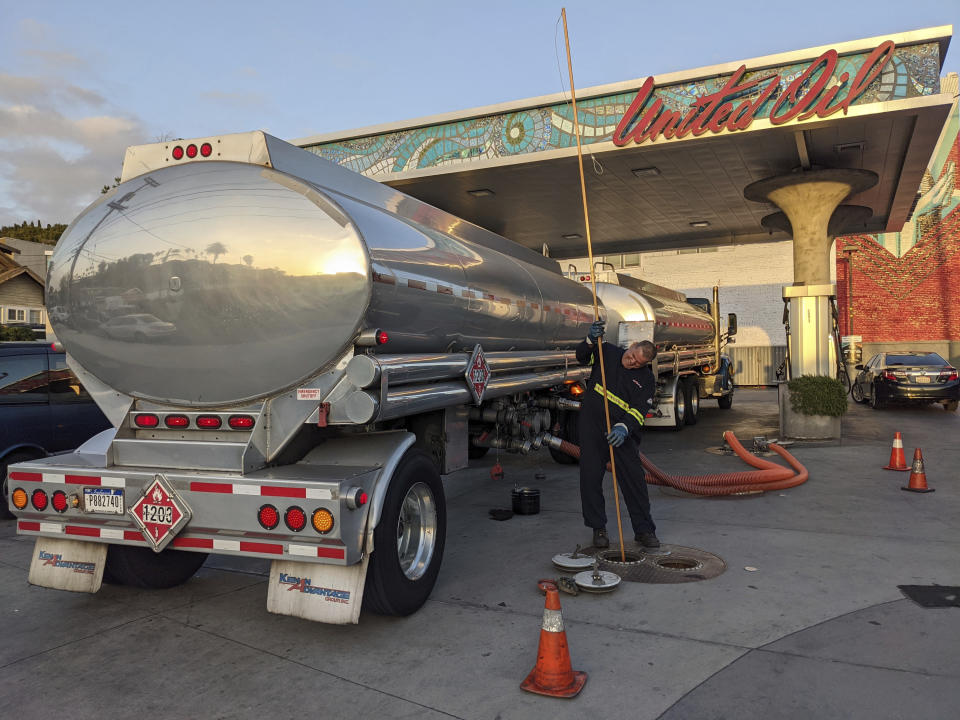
top-left (788, 375), bottom-right (848, 417)
top-left (0, 326), bottom-right (37, 341)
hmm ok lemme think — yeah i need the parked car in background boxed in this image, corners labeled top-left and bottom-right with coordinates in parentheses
top-left (100, 313), bottom-right (176, 340)
top-left (851, 351), bottom-right (959, 411)
top-left (1, 342), bottom-right (112, 518)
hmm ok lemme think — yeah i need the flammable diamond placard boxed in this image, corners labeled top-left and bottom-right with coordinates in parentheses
top-left (129, 474), bottom-right (192, 552)
top-left (465, 344), bottom-right (490, 405)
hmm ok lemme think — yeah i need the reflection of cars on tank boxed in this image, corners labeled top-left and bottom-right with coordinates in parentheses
top-left (851, 351), bottom-right (959, 411)
top-left (100, 314), bottom-right (176, 340)
top-left (1, 342), bottom-right (111, 518)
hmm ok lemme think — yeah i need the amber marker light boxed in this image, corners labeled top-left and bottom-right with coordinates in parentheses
top-left (569, 382), bottom-right (585, 396)
top-left (12, 488), bottom-right (28, 510)
top-left (312, 508), bottom-right (334, 534)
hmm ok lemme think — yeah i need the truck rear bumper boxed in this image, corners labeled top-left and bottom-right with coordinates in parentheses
top-left (8, 460), bottom-right (377, 566)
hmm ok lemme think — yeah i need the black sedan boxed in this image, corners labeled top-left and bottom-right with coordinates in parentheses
top-left (851, 351), bottom-right (959, 411)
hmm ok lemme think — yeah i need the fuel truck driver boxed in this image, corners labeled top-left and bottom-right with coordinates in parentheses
top-left (576, 320), bottom-right (660, 550)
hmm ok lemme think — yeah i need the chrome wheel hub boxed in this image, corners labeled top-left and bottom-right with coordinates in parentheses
top-left (396, 482), bottom-right (437, 580)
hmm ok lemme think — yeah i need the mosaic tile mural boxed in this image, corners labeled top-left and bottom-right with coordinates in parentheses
top-left (304, 42), bottom-right (942, 176)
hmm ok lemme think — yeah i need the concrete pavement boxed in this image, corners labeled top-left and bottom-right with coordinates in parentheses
top-left (1, 389), bottom-right (958, 719)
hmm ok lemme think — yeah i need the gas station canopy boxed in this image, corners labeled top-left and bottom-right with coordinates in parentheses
top-left (296, 26), bottom-right (953, 259)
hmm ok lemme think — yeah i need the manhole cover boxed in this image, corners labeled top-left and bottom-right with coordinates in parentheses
top-left (597, 544), bottom-right (725, 584)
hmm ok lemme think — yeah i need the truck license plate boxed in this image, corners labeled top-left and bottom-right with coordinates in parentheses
top-left (83, 487), bottom-right (124, 514)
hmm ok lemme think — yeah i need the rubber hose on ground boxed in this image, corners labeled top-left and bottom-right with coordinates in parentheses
top-left (553, 431), bottom-right (808, 496)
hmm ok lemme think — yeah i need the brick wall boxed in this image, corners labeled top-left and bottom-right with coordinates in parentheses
top-left (835, 104), bottom-right (960, 367)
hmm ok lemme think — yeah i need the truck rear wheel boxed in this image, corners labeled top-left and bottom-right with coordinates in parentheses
top-left (103, 545), bottom-right (208, 589)
top-left (364, 449), bottom-right (446, 616)
top-left (672, 380), bottom-right (687, 430)
top-left (683, 377), bottom-right (699, 426)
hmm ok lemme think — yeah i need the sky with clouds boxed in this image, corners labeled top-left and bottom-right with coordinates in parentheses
top-left (0, 0), bottom-right (956, 228)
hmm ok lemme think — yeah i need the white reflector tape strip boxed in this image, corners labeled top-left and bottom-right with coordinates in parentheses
top-left (305, 488), bottom-right (333, 500)
top-left (40, 522), bottom-right (64, 534)
top-left (100, 477), bottom-right (126, 488)
top-left (100, 528), bottom-right (126, 540)
top-left (541, 608), bottom-right (564, 633)
top-left (287, 544), bottom-right (317, 557)
top-left (44, 473), bottom-right (66, 484)
top-left (233, 485), bottom-right (260, 495)
top-left (213, 539), bottom-right (241, 552)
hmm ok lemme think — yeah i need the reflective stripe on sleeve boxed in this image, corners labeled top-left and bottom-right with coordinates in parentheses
top-left (593, 383), bottom-right (644, 425)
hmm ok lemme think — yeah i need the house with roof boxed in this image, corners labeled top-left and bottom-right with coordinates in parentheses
top-left (0, 238), bottom-right (47, 330)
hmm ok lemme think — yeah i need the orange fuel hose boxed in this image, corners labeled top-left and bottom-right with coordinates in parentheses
top-left (554, 431), bottom-right (808, 496)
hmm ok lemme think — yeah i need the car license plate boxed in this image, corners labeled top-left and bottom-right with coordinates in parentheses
top-left (83, 487), bottom-right (124, 514)
top-left (916, 375), bottom-right (931, 384)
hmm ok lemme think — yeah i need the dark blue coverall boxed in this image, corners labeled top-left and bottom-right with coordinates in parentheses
top-left (575, 339), bottom-right (657, 535)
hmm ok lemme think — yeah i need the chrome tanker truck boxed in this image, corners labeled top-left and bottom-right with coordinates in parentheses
top-left (7, 132), bottom-right (734, 624)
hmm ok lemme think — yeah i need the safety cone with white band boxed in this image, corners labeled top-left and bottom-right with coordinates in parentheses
top-left (883, 432), bottom-right (910, 471)
top-left (520, 585), bottom-right (587, 698)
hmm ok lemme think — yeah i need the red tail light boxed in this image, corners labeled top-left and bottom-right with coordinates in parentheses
top-left (376, 330), bottom-right (389, 345)
top-left (228, 415), bottom-right (254, 429)
top-left (881, 370), bottom-right (900, 382)
top-left (285, 506), bottom-right (307, 532)
top-left (31, 489), bottom-right (48, 511)
top-left (52, 491), bottom-right (68, 513)
top-left (200, 142), bottom-right (213, 157)
top-left (164, 415), bottom-right (189, 428)
top-left (135, 413), bottom-right (160, 428)
top-left (186, 144), bottom-right (198, 158)
top-left (940, 368), bottom-right (958, 382)
top-left (196, 415), bottom-right (222, 429)
top-left (258, 504), bottom-right (279, 530)
top-left (172, 145), bottom-right (184, 160)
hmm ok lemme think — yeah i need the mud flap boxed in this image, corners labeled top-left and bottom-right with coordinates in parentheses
top-left (28, 537), bottom-right (107, 593)
top-left (266, 557), bottom-right (369, 625)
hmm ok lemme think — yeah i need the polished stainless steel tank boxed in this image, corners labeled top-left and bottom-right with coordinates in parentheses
top-left (595, 282), bottom-right (715, 347)
top-left (47, 159), bottom-right (596, 407)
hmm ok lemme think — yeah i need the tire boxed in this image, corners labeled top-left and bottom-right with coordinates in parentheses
top-left (103, 545), bottom-right (208, 589)
top-left (683, 377), bottom-right (699, 426)
top-left (944, 400), bottom-right (958, 412)
top-left (549, 411), bottom-right (579, 465)
top-left (467, 444), bottom-right (490, 460)
top-left (869, 383), bottom-right (885, 410)
top-left (2, 451), bottom-right (44, 520)
top-left (717, 393), bottom-right (733, 409)
top-left (851, 380), bottom-right (866, 404)
top-left (364, 449), bottom-right (446, 616)
top-left (672, 379), bottom-right (686, 430)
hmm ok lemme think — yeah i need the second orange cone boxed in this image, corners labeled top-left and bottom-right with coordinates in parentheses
top-left (521, 585), bottom-right (587, 698)
top-left (884, 432), bottom-right (910, 471)
top-left (902, 448), bottom-right (935, 493)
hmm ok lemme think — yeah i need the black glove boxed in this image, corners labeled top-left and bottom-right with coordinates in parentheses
top-left (587, 320), bottom-right (605, 343)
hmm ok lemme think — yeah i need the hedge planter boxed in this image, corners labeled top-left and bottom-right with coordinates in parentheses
top-left (778, 376), bottom-right (848, 440)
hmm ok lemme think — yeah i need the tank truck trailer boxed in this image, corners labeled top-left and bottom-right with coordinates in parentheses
top-left (6, 132), bottom-right (735, 624)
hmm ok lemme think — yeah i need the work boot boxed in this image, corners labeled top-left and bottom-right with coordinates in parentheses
top-left (635, 532), bottom-right (660, 549)
top-left (592, 528), bottom-right (610, 549)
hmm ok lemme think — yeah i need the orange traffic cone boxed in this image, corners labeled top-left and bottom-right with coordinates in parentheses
top-left (884, 432), bottom-right (910, 471)
top-left (902, 448), bottom-right (935, 493)
top-left (520, 585), bottom-right (587, 698)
